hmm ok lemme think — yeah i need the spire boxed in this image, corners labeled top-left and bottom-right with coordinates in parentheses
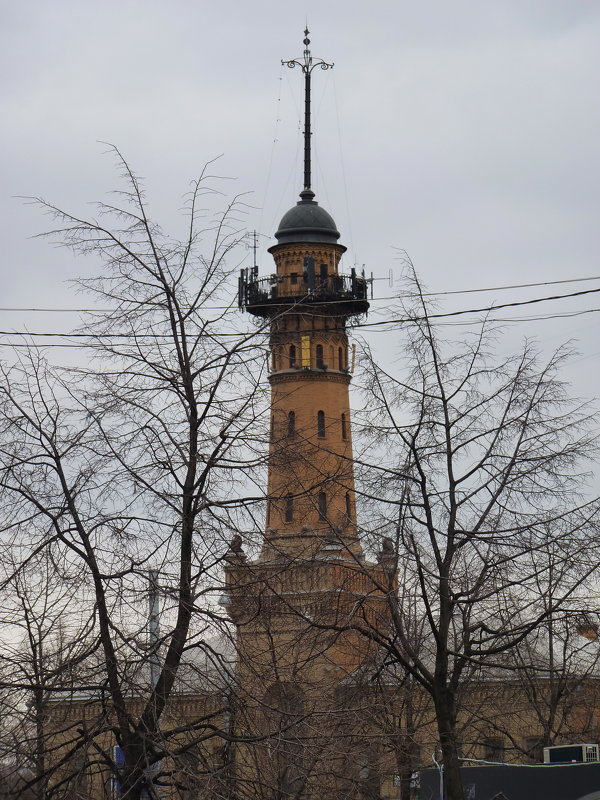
top-left (283, 29), bottom-right (333, 199)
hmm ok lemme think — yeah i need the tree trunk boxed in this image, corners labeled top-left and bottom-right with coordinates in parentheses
top-left (433, 692), bottom-right (464, 800)
top-left (33, 687), bottom-right (46, 800)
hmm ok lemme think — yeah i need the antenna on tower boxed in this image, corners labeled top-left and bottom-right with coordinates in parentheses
top-left (282, 30), bottom-right (334, 198)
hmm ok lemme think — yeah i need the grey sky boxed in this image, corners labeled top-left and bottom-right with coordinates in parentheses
top-left (1, 1), bottom-right (599, 399)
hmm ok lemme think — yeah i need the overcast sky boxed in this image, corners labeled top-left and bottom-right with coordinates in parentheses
top-left (1, 1), bottom-right (599, 402)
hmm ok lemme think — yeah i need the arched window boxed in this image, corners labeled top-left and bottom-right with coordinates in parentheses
top-left (317, 410), bottom-right (325, 438)
top-left (289, 344), bottom-right (297, 368)
top-left (338, 346), bottom-right (344, 370)
top-left (285, 494), bottom-right (294, 522)
top-left (319, 263), bottom-right (328, 291)
top-left (316, 344), bottom-right (324, 369)
top-left (341, 412), bottom-right (348, 440)
top-left (287, 410), bottom-right (296, 437)
top-left (318, 491), bottom-right (327, 520)
top-left (345, 492), bottom-right (352, 519)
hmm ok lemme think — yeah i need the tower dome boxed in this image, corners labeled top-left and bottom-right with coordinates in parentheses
top-left (274, 189), bottom-right (341, 245)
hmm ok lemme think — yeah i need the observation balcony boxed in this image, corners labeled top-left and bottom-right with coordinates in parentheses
top-left (238, 267), bottom-right (371, 317)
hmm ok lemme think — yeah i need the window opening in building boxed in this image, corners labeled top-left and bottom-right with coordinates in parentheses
top-left (316, 344), bottom-right (324, 369)
top-left (341, 412), bottom-right (347, 440)
top-left (346, 492), bottom-right (351, 518)
top-left (287, 411), bottom-right (295, 437)
top-left (338, 346), bottom-right (344, 370)
top-left (289, 344), bottom-right (296, 368)
top-left (285, 494), bottom-right (294, 522)
top-left (272, 351), bottom-right (277, 371)
top-left (318, 491), bottom-right (327, 520)
top-left (524, 737), bottom-right (543, 763)
top-left (301, 335), bottom-right (311, 366)
top-left (290, 272), bottom-right (298, 285)
top-left (317, 410), bottom-right (325, 438)
top-left (483, 738), bottom-right (505, 762)
top-left (320, 263), bottom-right (328, 287)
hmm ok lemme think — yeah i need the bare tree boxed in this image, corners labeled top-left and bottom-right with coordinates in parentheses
top-left (346, 268), bottom-right (600, 799)
top-left (0, 148), bottom-right (266, 799)
top-left (478, 538), bottom-right (600, 761)
top-left (0, 547), bottom-right (99, 800)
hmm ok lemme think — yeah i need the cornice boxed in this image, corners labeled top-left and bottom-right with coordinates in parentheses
top-left (269, 370), bottom-right (351, 386)
top-left (268, 242), bottom-right (346, 258)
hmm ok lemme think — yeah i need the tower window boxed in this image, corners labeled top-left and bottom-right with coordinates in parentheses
top-left (345, 492), bottom-right (352, 519)
top-left (272, 351), bottom-right (277, 371)
top-left (289, 344), bottom-right (297, 368)
top-left (290, 272), bottom-right (298, 285)
top-left (316, 344), bottom-right (324, 369)
top-left (287, 410), bottom-right (296, 437)
top-left (338, 347), bottom-right (344, 370)
top-left (285, 494), bottom-right (294, 522)
top-left (317, 410), bottom-right (325, 438)
top-left (318, 492), bottom-right (327, 520)
top-left (319, 263), bottom-right (328, 285)
top-left (341, 413), bottom-right (348, 440)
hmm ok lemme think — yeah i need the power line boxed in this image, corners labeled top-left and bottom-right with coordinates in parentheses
top-left (0, 289), bottom-right (600, 344)
top-left (353, 285), bottom-right (600, 329)
top-left (1, 274), bottom-right (599, 314)
top-left (1, 310), bottom-right (599, 349)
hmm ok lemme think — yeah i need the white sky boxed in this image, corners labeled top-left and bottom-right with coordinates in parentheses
top-left (1, 1), bottom-right (599, 403)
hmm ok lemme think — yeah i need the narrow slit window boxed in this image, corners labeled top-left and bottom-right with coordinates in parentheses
top-left (316, 344), bottom-right (324, 369)
top-left (289, 344), bottom-right (296, 368)
top-left (287, 410), bottom-right (296, 437)
top-left (338, 346), bottom-right (344, 370)
top-left (317, 410), bottom-right (325, 438)
top-left (345, 492), bottom-right (351, 518)
top-left (341, 413), bottom-right (348, 440)
top-left (285, 494), bottom-right (294, 522)
top-left (318, 491), bottom-right (327, 520)
top-left (272, 351), bottom-right (277, 371)
top-left (290, 272), bottom-right (298, 285)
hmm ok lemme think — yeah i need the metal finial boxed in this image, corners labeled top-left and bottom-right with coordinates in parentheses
top-left (282, 31), bottom-right (333, 196)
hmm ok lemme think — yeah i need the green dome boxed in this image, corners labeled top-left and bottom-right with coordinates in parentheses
top-left (274, 189), bottom-right (341, 245)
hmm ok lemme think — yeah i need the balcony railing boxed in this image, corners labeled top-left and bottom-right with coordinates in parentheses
top-left (238, 268), bottom-right (370, 312)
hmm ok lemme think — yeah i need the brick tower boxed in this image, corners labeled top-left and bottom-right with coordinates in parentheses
top-left (224, 31), bottom-right (397, 800)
